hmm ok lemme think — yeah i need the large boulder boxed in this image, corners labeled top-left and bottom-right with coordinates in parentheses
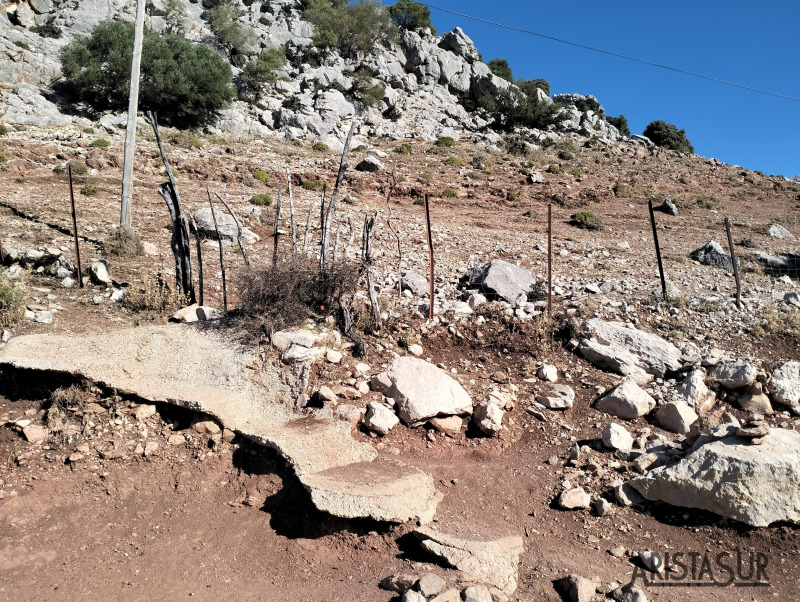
top-left (194, 207), bottom-right (259, 244)
top-left (438, 27), bottom-right (481, 63)
top-left (580, 319), bottom-right (682, 384)
top-left (385, 356), bottom-right (473, 426)
top-left (709, 361), bottom-right (757, 389)
top-left (689, 241), bottom-right (736, 271)
top-left (770, 361), bottom-right (800, 412)
top-left (655, 401), bottom-right (698, 434)
top-left (767, 223), bottom-right (793, 238)
top-left (461, 259), bottom-right (535, 304)
top-left (595, 380), bottom-right (656, 420)
top-left (629, 429), bottom-right (800, 527)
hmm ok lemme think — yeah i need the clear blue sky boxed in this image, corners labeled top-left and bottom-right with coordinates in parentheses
top-left (392, 1), bottom-right (800, 177)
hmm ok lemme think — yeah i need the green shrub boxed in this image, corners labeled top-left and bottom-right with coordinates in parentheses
top-left (169, 131), bottom-right (202, 149)
top-left (419, 172), bottom-right (432, 182)
top-left (351, 68), bottom-right (385, 108)
top-left (0, 125), bottom-right (8, 136)
top-left (0, 152), bottom-right (7, 164)
top-left (570, 211), bottom-right (603, 230)
top-left (506, 191), bottom-right (518, 202)
top-left (679, 176), bottom-right (691, 185)
top-left (304, 0), bottom-right (397, 57)
top-left (507, 139), bottom-right (530, 155)
top-left (162, 0), bottom-right (189, 35)
top-left (103, 225), bottom-right (144, 257)
top-left (312, 141), bottom-right (330, 152)
top-left (89, 138), bottom-right (110, 148)
top-left (558, 150), bottom-right (574, 161)
top-left (442, 188), bottom-right (457, 198)
top-left (569, 168), bottom-right (583, 177)
top-left (250, 193), bottom-right (273, 206)
top-left (388, 0), bottom-right (435, 34)
top-left (488, 58), bottom-right (513, 83)
top-left (445, 156), bottom-right (462, 167)
top-left (31, 16), bottom-right (63, 39)
top-left (81, 184), bottom-right (98, 196)
top-left (613, 182), bottom-right (632, 197)
top-left (352, 144), bottom-right (368, 152)
top-left (253, 170), bottom-right (271, 183)
top-left (695, 195), bottom-right (719, 209)
top-left (302, 180), bottom-right (324, 191)
top-left (67, 159), bottom-right (88, 175)
top-left (517, 78), bottom-right (550, 97)
top-left (522, 208), bottom-right (536, 218)
top-left (241, 46), bottom-right (287, 89)
top-left (0, 278), bottom-right (26, 329)
top-left (547, 164), bottom-right (563, 174)
top-left (394, 143), bottom-right (412, 154)
top-left (607, 114), bottom-right (630, 137)
top-left (83, 127), bottom-right (94, 134)
top-left (571, 96), bottom-right (604, 119)
top-left (202, 0), bottom-right (257, 52)
top-left (60, 21), bottom-right (235, 127)
top-left (435, 136), bottom-right (455, 148)
top-left (413, 197), bottom-right (425, 205)
top-left (643, 120), bottom-right (694, 154)
top-left (476, 85), bottom-right (561, 131)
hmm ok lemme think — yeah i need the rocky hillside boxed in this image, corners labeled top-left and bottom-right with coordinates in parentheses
top-left (1, 0), bottom-right (623, 149)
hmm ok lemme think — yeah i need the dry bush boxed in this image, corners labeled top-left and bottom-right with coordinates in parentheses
top-left (0, 278), bottom-right (26, 329)
top-left (103, 225), bottom-right (145, 258)
top-left (236, 256), bottom-right (360, 332)
top-left (123, 275), bottom-right (188, 316)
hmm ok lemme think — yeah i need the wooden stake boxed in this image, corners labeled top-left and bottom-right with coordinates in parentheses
top-left (424, 194), bottom-right (435, 321)
top-left (303, 201), bottom-right (314, 256)
top-left (287, 168), bottom-right (296, 253)
top-left (273, 183), bottom-right (282, 266)
top-left (321, 121), bottom-right (357, 269)
top-left (648, 200), bottom-right (668, 301)
top-left (547, 203), bottom-right (552, 317)
top-left (190, 216), bottom-right (203, 307)
top-left (724, 216), bottom-right (742, 309)
top-left (215, 192), bottom-right (248, 266)
top-left (68, 163), bottom-right (84, 288)
top-left (207, 187), bottom-right (226, 312)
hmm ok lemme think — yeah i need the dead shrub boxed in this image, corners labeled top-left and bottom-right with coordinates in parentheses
top-left (236, 256), bottom-right (360, 332)
top-left (0, 278), bottom-right (26, 329)
top-left (123, 274), bottom-right (188, 316)
top-left (103, 225), bottom-right (144, 257)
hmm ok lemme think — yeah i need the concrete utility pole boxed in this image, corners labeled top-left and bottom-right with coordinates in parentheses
top-left (119, 0), bottom-right (146, 227)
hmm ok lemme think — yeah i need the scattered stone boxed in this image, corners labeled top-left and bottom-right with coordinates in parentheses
top-left (385, 356), bottom-right (473, 426)
top-left (767, 223), bottom-right (793, 238)
top-left (629, 428), bottom-right (800, 526)
top-left (595, 380), bottom-right (656, 419)
top-left (355, 156), bottom-right (384, 172)
top-left (401, 271), bottom-right (430, 297)
top-left (536, 384), bottom-right (574, 409)
top-left (656, 199), bottom-right (678, 216)
top-left (430, 416), bottom-right (463, 437)
top-left (655, 401), bottom-right (698, 434)
top-left (610, 583), bottom-right (648, 602)
top-left (462, 585), bottom-right (492, 602)
top-left (558, 487), bottom-right (591, 510)
top-left (689, 240), bottom-right (735, 271)
top-left (430, 590), bottom-right (461, 602)
top-left (271, 328), bottom-right (321, 352)
top-left (560, 574), bottom-right (600, 602)
top-left (380, 574), bottom-right (417, 593)
top-left (22, 425), bottom-right (47, 443)
top-left (191, 417), bottom-right (221, 435)
top-left (418, 574), bottom-right (446, 598)
top-left (675, 369), bottom-right (716, 414)
top-left (194, 207), bottom-right (258, 244)
top-left (736, 424), bottom-right (769, 439)
top-left (325, 349), bottom-right (343, 364)
top-left (709, 361), bottom-right (757, 389)
top-left (370, 372), bottom-right (392, 394)
top-left (363, 402), bottom-right (399, 435)
top-left (143, 441), bottom-right (159, 456)
top-left (526, 171), bottom-right (544, 184)
top-left (473, 402), bottom-right (503, 435)
top-left (414, 527), bottom-right (524, 594)
top-left (736, 393), bottom-right (773, 415)
top-left (639, 550), bottom-right (663, 573)
top-left (318, 386), bottom-right (337, 403)
top-left (34, 310), bottom-right (53, 324)
top-left (614, 482), bottom-right (644, 506)
top-left (61, 277), bottom-right (75, 288)
top-left (537, 364), bottom-right (558, 382)
top-left (408, 343), bottom-right (424, 357)
top-left (283, 344), bottom-right (323, 364)
top-left (461, 259), bottom-right (536, 304)
top-left (402, 591), bottom-right (425, 602)
top-left (602, 422), bottom-right (634, 451)
top-left (87, 260), bottom-right (112, 286)
top-left (594, 497), bottom-right (613, 517)
top-left (135, 404), bottom-right (157, 421)
top-left (168, 433), bottom-right (185, 445)
top-left (785, 291), bottom-right (800, 309)
top-left (769, 361), bottom-right (800, 412)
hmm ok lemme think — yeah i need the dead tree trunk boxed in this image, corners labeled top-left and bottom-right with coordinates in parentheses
top-left (206, 187), bottom-right (226, 312)
top-left (190, 216), bottom-right (204, 307)
top-left (287, 168), bottom-right (296, 254)
top-left (320, 121), bottom-right (357, 270)
top-left (148, 111), bottom-right (195, 303)
top-left (332, 217), bottom-right (344, 264)
top-left (362, 211), bottom-right (380, 328)
top-left (273, 183), bottom-right (283, 266)
top-left (303, 201), bottom-right (314, 256)
top-left (215, 192), bottom-right (249, 266)
top-left (384, 171), bottom-right (402, 299)
top-left (344, 218), bottom-right (355, 262)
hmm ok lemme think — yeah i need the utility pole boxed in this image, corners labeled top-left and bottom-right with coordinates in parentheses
top-left (119, 0), bottom-right (146, 227)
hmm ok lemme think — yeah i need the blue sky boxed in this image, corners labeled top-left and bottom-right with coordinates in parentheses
top-left (395, 1), bottom-right (800, 177)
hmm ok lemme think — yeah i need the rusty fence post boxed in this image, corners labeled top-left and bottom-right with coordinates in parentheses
top-left (424, 194), bottom-right (435, 321)
top-left (648, 200), bottom-right (668, 301)
top-left (68, 164), bottom-right (84, 288)
top-left (724, 217), bottom-right (742, 309)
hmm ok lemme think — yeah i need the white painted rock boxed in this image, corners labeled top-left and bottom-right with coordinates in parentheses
top-left (655, 401), bottom-right (698, 434)
top-left (595, 380), bottom-right (656, 419)
top-left (629, 429), bottom-right (800, 526)
top-left (602, 422), bottom-right (634, 452)
top-left (363, 402), bottom-right (399, 436)
top-left (386, 356), bottom-right (473, 426)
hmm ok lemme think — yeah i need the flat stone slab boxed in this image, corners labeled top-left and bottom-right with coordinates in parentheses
top-left (300, 458), bottom-right (442, 524)
top-left (414, 527), bottom-right (524, 594)
top-left (0, 326), bottom-right (376, 476)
